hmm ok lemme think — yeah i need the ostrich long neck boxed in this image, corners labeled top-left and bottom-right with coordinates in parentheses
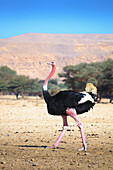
top-left (43, 64), bottom-right (56, 91)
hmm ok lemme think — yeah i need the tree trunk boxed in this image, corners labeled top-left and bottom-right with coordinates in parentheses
top-left (15, 92), bottom-right (19, 99)
top-left (97, 92), bottom-right (102, 103)
top-left (110, 98), bottom-right (112, 103)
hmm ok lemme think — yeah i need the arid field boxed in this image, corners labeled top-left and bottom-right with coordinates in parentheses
top-left (0, 95), bottom-right (113, 170)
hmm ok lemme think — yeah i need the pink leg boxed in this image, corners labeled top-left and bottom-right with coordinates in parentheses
top-left (66, 108), bottom-right (87, 151)
top-left (47, 115), bottom-right (68, 148)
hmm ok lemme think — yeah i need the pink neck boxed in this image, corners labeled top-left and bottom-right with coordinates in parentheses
top-left (43, 65), bottom-right (56, 89)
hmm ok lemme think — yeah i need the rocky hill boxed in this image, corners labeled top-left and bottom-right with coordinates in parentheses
top-left (0, 33), bottom-right (113, 79)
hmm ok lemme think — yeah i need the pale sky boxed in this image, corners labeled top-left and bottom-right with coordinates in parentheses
top-left (0, 0), bottom-right (113, 38)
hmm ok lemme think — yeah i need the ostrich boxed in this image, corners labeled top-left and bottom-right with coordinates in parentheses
top-left (43, 61), bottom-right (97, 151)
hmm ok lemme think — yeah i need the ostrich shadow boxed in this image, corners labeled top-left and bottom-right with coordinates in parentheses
top-left (17, 145), bottom-right (65, 149)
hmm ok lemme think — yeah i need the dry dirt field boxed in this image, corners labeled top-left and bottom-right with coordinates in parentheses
top-left (0, 95), bottom-right (113, 170)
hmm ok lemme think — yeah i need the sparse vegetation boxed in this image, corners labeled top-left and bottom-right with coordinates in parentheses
top-left (58, 59), bottom-right (113, 102)
top-left (0, 66), bottom-right (39, 99)
top-left (0, 59), bottom-right (113, 101)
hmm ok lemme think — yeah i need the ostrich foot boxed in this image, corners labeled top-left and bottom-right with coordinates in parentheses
top-left (76, 144), bottom-right (87, 151)
top-left (46, 145), bottom-right (56, 149)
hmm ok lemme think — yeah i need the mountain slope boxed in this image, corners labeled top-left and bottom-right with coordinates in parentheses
top-left (0, 33), bottom-right (113, 79)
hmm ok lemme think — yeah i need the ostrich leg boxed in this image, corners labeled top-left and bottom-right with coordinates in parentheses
top-left (66, 108), bottom-right (87, 151)
top-left (47, 115), bottom-right (68, 148)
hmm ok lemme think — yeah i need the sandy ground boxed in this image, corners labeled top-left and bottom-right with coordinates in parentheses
top-left (0, 95), bottom-right (113, 170)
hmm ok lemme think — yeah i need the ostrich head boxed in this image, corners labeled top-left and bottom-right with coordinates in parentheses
top-left (47, 61), bottom-right (56, 66)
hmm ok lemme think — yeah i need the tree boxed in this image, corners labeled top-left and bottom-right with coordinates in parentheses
top-left (59, 63), bottom-right (92, 91)
top-left (0, 66), bottom-right (16, 92)
top-left (0, 66), bottom-right (16, 80)
top-left (58, 59), bottom-right (113, 102)
top-left (8, 75), bottom-right (39, 99)
top-left (99, 59), bottom-right (113, 102)
top-left (0, 66), bottom-right (42, 98)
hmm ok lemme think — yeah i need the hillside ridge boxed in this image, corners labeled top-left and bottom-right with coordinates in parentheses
top-left (0, 33), bottom-right (113, 79)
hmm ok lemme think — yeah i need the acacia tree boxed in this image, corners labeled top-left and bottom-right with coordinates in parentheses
top-left (0, 66), bottom-right (16, 92)
top-left (99, 59), bottom-right (113, 102)
top-left (58, 59), bottom-right (113, 102)
top-left (8, 75), bottom-right (39, 99)
top-left (0, 66), bottom-right (16, 80)
top-left (0, 66), bottom-right (40, 99)
top-left (58, 63), bottom-right (96, 91)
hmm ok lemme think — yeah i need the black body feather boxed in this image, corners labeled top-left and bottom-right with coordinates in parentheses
top-left (43, 90), bottom-right (96, 116)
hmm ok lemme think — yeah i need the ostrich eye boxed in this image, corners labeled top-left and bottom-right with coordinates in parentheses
top-left (51, 61), bottom-right (56, 65)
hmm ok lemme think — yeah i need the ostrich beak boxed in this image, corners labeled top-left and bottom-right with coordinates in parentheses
top-left (47, 61), bottom-right (54, 65)
top-left (47, 61), bottom-right (51, 65)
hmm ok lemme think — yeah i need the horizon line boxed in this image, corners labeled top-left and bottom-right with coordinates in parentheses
top-left (0, 32), bottom-right (113, 39)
